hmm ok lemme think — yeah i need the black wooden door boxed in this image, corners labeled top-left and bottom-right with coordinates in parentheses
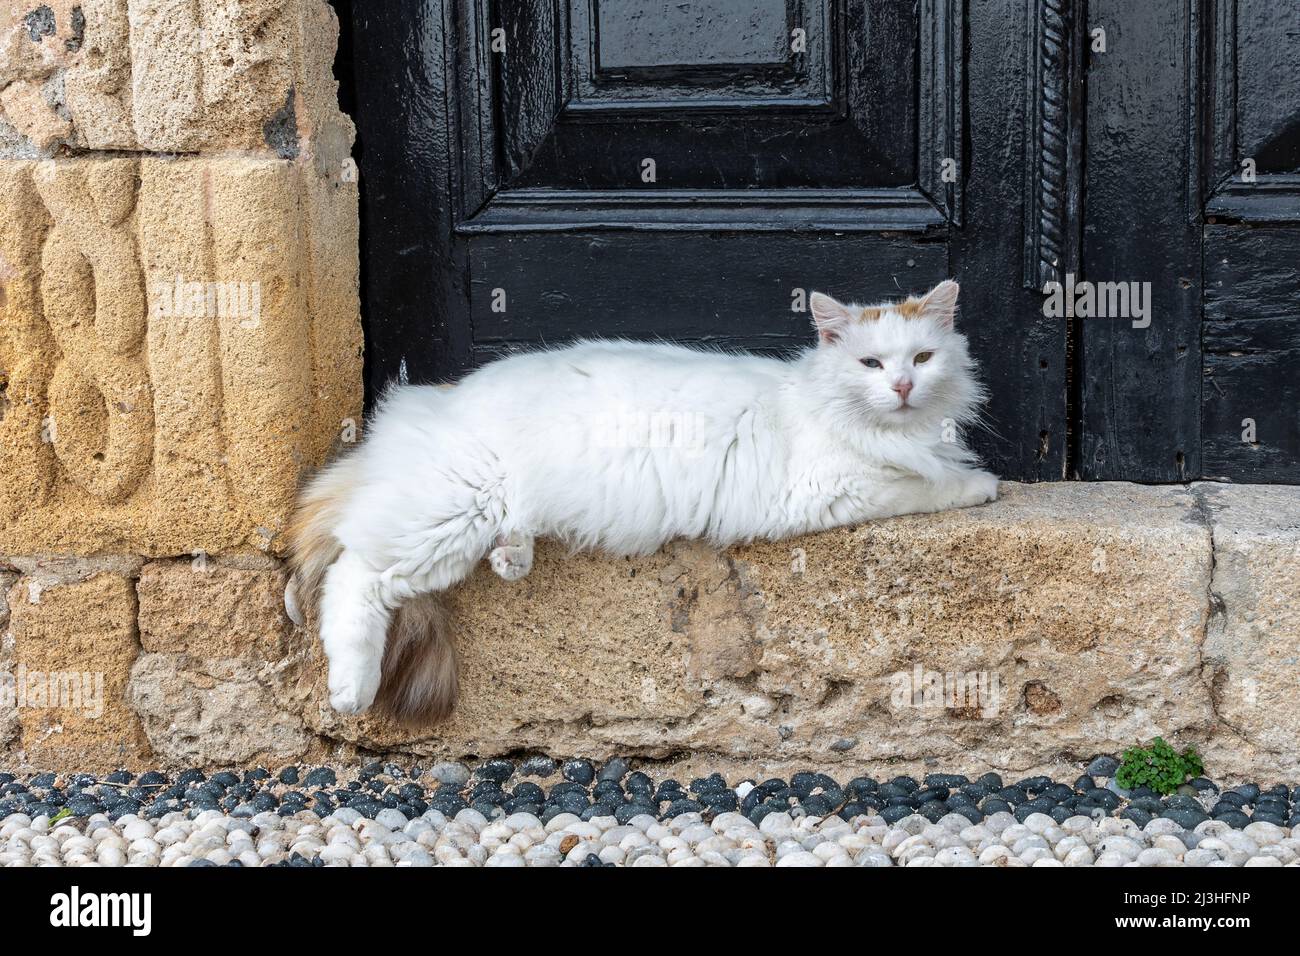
top-left (337, 0), bottom-right (1298, 483)
top-left (1077, 0), bottom-right (1300, 482)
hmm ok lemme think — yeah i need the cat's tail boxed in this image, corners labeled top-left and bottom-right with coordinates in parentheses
top-left (374, 592), bottom-right (459, 724)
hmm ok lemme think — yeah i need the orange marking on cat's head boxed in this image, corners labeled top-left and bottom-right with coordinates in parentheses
top-left (858, 295), bottom-right (926, 322)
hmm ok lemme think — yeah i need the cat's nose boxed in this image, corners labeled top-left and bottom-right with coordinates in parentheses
top-left (892, 379), bottom-right (913, 402)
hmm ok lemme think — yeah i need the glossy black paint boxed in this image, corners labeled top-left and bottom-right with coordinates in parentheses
top-left (335, 0), bottom-right (1297, 483)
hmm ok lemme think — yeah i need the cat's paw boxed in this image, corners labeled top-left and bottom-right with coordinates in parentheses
top-left (328, 661), bottom-right (381, 715)
top-left (963, 470), bottom-right (1000, 506)
top-left (489, 531), bottom-right (534, 582)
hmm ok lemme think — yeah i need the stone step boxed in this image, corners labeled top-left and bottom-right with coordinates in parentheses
top-left (297, 481), bottom-right (1295, 782)
top-left (4, 482), bottom-right (1297, 780)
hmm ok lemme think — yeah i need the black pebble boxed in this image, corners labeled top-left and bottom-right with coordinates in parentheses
top-left (562, 759), bottom-right (595, 785)
top-left (846, 777), bottom-right (879, 797)
top-left (615, 803), bottom-right (657, 824)
top-left (1251, 811), bottom-right (1288, 826)
top-left (512, 782), bottom-right (546, 803)
top-left (801, 795), bottom-right (833, 817)
top-left (476, 759), bottom-right (514, 783)
top-left (106, 800), bottom-right (142, 821)
top-left (1086, 755), bottom-right (1120, 776)
top-left (1119, 806), bottom-right (1151, 827)
top-left (1046, 784), bottom-right (1075, 802)
top-left (519, 756), bottom-right (558, 778)
top-left (663, 798), bottom-right (704, 818)
top-left (1086, 788), bottom-right (1120, 811)
top-left (918, 801), bottom-right (949, 823)
top-left (303, 767), bottom-right (337, 789)
top-left (998, 786), bottom-right (1027, 806)
top-left (1214, 809), bottom-right (1251, 829)
top-left (839, 803), bottom-right (869, 821)
top-left (880, 804), bottom-right (914, 824)
top-left (66, 797), bottom-right (103, 817)
top-left (597, 758), bottom-right (631, 782)
top-left (1016, 776), bottom-right (1052, 795)
top-left (691, 773), bottom-right (728, 795)
top-left (1160, 806), bottom-right (1209, 828)
top-left (924, 773), bottom-right (968, 789)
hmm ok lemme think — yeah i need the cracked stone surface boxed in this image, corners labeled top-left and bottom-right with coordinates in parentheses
top-left (1196, 484), bottom-right (1300, 775)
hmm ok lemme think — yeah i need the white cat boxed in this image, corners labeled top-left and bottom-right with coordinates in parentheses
top-left (288, 279), bottom-right (998, 722)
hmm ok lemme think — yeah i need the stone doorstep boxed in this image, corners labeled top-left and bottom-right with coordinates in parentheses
top-left (1, 481), bottom-right (1298, 781)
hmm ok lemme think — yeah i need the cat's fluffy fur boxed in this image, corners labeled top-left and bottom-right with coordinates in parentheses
top-left (288, 280), bottom-right (997, 723)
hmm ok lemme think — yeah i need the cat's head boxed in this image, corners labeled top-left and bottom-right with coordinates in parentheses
top-left (806, 280), bottom-right (983, 430)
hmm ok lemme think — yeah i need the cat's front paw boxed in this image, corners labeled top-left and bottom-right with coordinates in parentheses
top-left (963, 470), bottom-right (1000, 506)
top-left (328, 661), bottom-right (381, 715)
top-left (967, 473), bottom-right (993, 509)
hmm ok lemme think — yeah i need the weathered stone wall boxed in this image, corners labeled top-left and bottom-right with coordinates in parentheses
top-left (1, 0), bottom-right (359, 767)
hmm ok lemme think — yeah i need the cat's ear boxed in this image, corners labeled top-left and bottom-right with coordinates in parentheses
top-left (919, 279), bottom-right (960, 329)
top-left (809, 292), bottom-right (855, 344)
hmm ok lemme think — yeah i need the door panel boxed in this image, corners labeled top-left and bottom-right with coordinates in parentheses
top-left (468, 232), bottom-right (947, 354)
top-left (485, 0), bottom-right (921, 194)
top-left (1202, 227), bottom-right (1300, 481)
top-left (1235, 0), bottom-right (1300, 174)
top-left (1195, 0), bottom-right (1300, 481)
top-left (1078, 0), bottom-right (1202, 481)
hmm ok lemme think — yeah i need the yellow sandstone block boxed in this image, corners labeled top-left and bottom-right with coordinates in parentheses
top-left (0, 156), bottom-right (361, 555)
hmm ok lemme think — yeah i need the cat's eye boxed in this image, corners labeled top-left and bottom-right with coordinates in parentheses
top-left (914, 351), bottom-right (934, 364)
top-left (860, 358), bottom-right (883, 369)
